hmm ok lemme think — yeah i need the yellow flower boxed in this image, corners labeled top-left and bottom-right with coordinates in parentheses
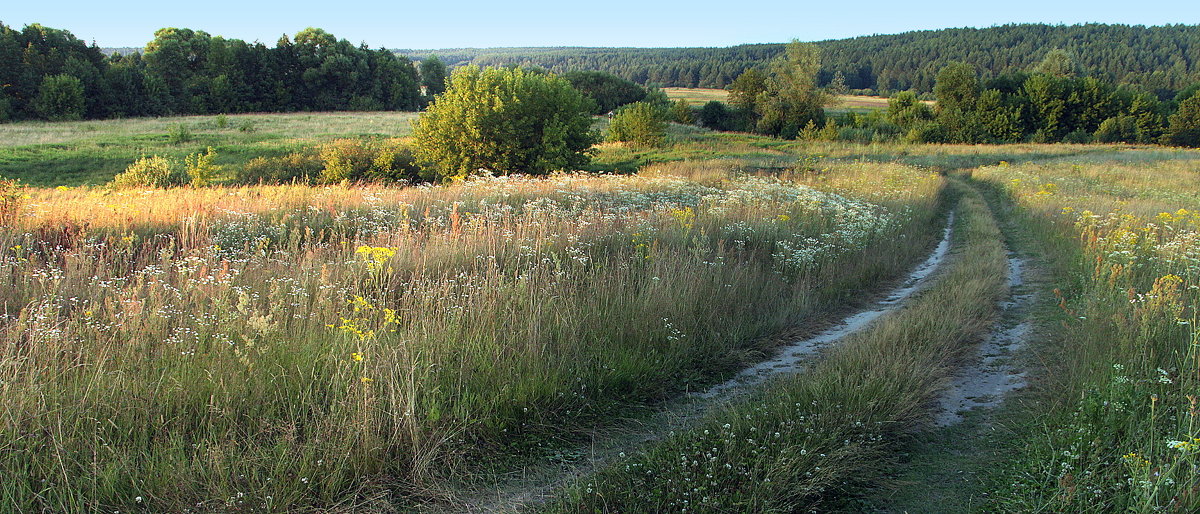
top-left (360, 376), bottom-right (374, 384)
top-left (350, 352), bottom-right (364, 362)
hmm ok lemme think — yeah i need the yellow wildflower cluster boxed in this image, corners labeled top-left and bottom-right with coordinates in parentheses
top-left (1166, 438), bottom-right (1200, 452)
top-left (669, 207), bottom-right (696, 230)
top-left (355, 245), bottom-right (397, 272)
top-left (1122, 452), bottom-right (1151, 468)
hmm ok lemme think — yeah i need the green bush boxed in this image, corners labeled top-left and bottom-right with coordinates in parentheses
top-left (111, 155), bottom-right (186, 188)
top-left (34, 74), bottom-right (85, 121)
top-left (414, 66), bottom-right (597, 180)
top-left (237, 153), bottom-right (323, 184)
top-left (607, 102), bottom-right (668, 146)
top-left (317, 138), bottom-right (424, 184)
top-left (698, 100), bottom-right (731, 130)
top-left (0, 176), bottom-right (25, 224)
top-left (184, 147), bottom-right (221, 187)
top-left (167, 124), bottom-right (193, 144)
top-left (1095, 115), bottom-right (1138, 143)
top-left (669, 99), bottom-right (695, 124)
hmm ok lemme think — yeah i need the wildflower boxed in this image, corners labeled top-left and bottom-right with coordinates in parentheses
top-left (350, 352), bottom-right (364, 362)
top-left (360, 376), bottom-right (374, 384)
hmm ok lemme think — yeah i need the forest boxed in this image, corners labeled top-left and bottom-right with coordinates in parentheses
top-left (0, 23), bottom-right (423, 122)
top-left (400, 23), bottom-right (1200, 95)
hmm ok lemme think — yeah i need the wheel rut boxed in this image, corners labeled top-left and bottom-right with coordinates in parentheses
top-left (439, 212), bottom-right (959, 513)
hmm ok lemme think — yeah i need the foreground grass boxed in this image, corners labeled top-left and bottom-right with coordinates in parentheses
top-left (546, 179), bottom-right (1008, 511)
top-left (0, 112), bottom-right (417, 186)
top-left (971, 151), bottom-right (1200, 511)
top-left (0, 162), bottom-right (941, 511)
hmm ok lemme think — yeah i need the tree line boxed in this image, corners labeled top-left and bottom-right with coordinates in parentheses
top-left (399, 24), bottom-right (1200, 97)
top-left (1, 23), bottom-right (428, 121)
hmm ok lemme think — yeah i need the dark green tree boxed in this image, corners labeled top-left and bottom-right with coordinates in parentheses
top-left (34, 74), bottom-right (85, 120)
top-left (1164, 94), bottom-right (1200, 147)
top-left (420, 56), bottom-right (448, 97)
top-left (562, 70), bottom-right (646, 114)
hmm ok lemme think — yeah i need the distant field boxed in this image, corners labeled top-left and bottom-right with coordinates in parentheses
top-left (0, 112), bottom-right (417, 186)
top-left (663, 87), bottom-right (911, 113)
top-left (662, 87), bottom-right (729, 105)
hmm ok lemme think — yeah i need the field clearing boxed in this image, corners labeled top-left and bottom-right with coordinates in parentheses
top-left (662, 87), bottom-right (911, 113)
top-left (662, 87), bottom-right (729, 105)
top-left (0, 112), bottom-right (418, 186)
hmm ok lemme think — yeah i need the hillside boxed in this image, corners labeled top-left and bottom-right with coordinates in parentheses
top-left (398, 23), bottom-right (1200, 95)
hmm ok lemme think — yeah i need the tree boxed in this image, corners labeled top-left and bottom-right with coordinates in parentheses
top-left (1033, 49), bottom-right (1081, 78)
top-left (35, 74), bottom-right (85, 120)
top-left (562, 70), bottom-right (646, 114)
top-left (413, 66), bottom-right (597, 180)
top-left (698, 100), bottom-right (731, 130)
top-left (934, 62), bottom-right (981, 142)
top-left (886, 91), bottom-right (934, 128)
top-left (1164, 94), bottom-right (1200, 147)
top-left (608, 102), bottom-right (668, 146)
top-left (669, 99), bottom-right (694, 124)
top-left (420, 56), bottom-right (447, 97)
top-left (754, 40), bottom-right (827, 138)
top-left (727, 68), bottom-right (767, 112)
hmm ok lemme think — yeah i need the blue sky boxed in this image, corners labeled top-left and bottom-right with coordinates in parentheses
top-left (4, 0), bottom-right (1197, 49)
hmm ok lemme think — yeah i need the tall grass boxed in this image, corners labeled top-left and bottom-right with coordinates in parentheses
top-left (547, 179), bottom-right (1009, 511)
top-left (972, 151), bottom-right (1200, 511)
top-left (0, 164), bottom-right (941, 511)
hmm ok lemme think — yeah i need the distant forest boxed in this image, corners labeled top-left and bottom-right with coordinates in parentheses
top-left (398, 24), bottom-right (1200, 97)
top-left (2, 23), bottom-right (422, 122)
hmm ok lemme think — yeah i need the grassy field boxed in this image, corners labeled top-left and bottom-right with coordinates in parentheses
top-left (0, 112), bottom-right (418, 186)
top-left (2, 110), bottom-right (1198, 512)
top-left (663, 87), bottom-right (905, 113)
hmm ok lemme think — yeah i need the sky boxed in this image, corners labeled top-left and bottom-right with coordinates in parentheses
top-left (3, 0), bottom-right (1198, 50)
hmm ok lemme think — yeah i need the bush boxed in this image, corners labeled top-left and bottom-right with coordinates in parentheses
top-left (0, 176), bottom-right (25, 224)
top-left (316, 138), bottom-right (423, 184)
top-left (215, 114), bottom-right (229, 129)
top-left (167, 124), bottom-right (193, 144)
top-left (1061, 128), bottom-right (1094, 144)
top-left (607, 102), bottom-right (668, 146)
top-left (184, 147), bottom-right (221, 187)
top-left (414, 66), bottom-right (597, 180)
top-left (237, 152), bottom-right (323, 184)
top-left (34, 74), bottom-right (85, 121)
top-left (1164, 94), bottom-right (1200, 147)
top-left (562, 70), bottom-right (647, 114)
top-left (699, 101), bottom-right (731, 130)
top-left (111, 155), bottom-right (186, 188)
top-left (1095, 116), bottom-right (1138, 143)
top-left (669, 99), bottom-right (695, 124)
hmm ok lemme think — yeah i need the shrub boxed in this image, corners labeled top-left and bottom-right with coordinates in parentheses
top-left (167, 124), bottom-right (193, 144)
top-left (111, 155), bottom-right (185, 188)
top-left (366, 139), bottom-right (422, 183)
top-left (669, 99), bottom-right (695, 124)
top-left (1164, 94), bottom-right (1200, 147)
top-left (0, 176), bottom-right (26, 224)
top-left (413, 66), bottom-right (597, 180)
top-left (317, 138), bottom-right (425, 184)
top-left (1095, 115), bottom-right (1138, 143)
top-left (34, 74), bottom-right (85, 121)
top-left (699, 100), bottom-right (731, 130)
top-left (237, 152), bottom-right (323, 184)
top-left (215, 114), bottom-right (229, 129)
top-left (184, 147), bottom-right (221, 187)
top-left (607, 102), bottom-right (668, 146)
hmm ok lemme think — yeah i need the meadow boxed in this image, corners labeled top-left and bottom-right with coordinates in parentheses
top-left (1, 108), bottom-right (1198, 512)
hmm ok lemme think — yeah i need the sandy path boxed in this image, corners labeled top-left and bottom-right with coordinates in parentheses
top-left (439, 212), bottom-right (958, 513)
